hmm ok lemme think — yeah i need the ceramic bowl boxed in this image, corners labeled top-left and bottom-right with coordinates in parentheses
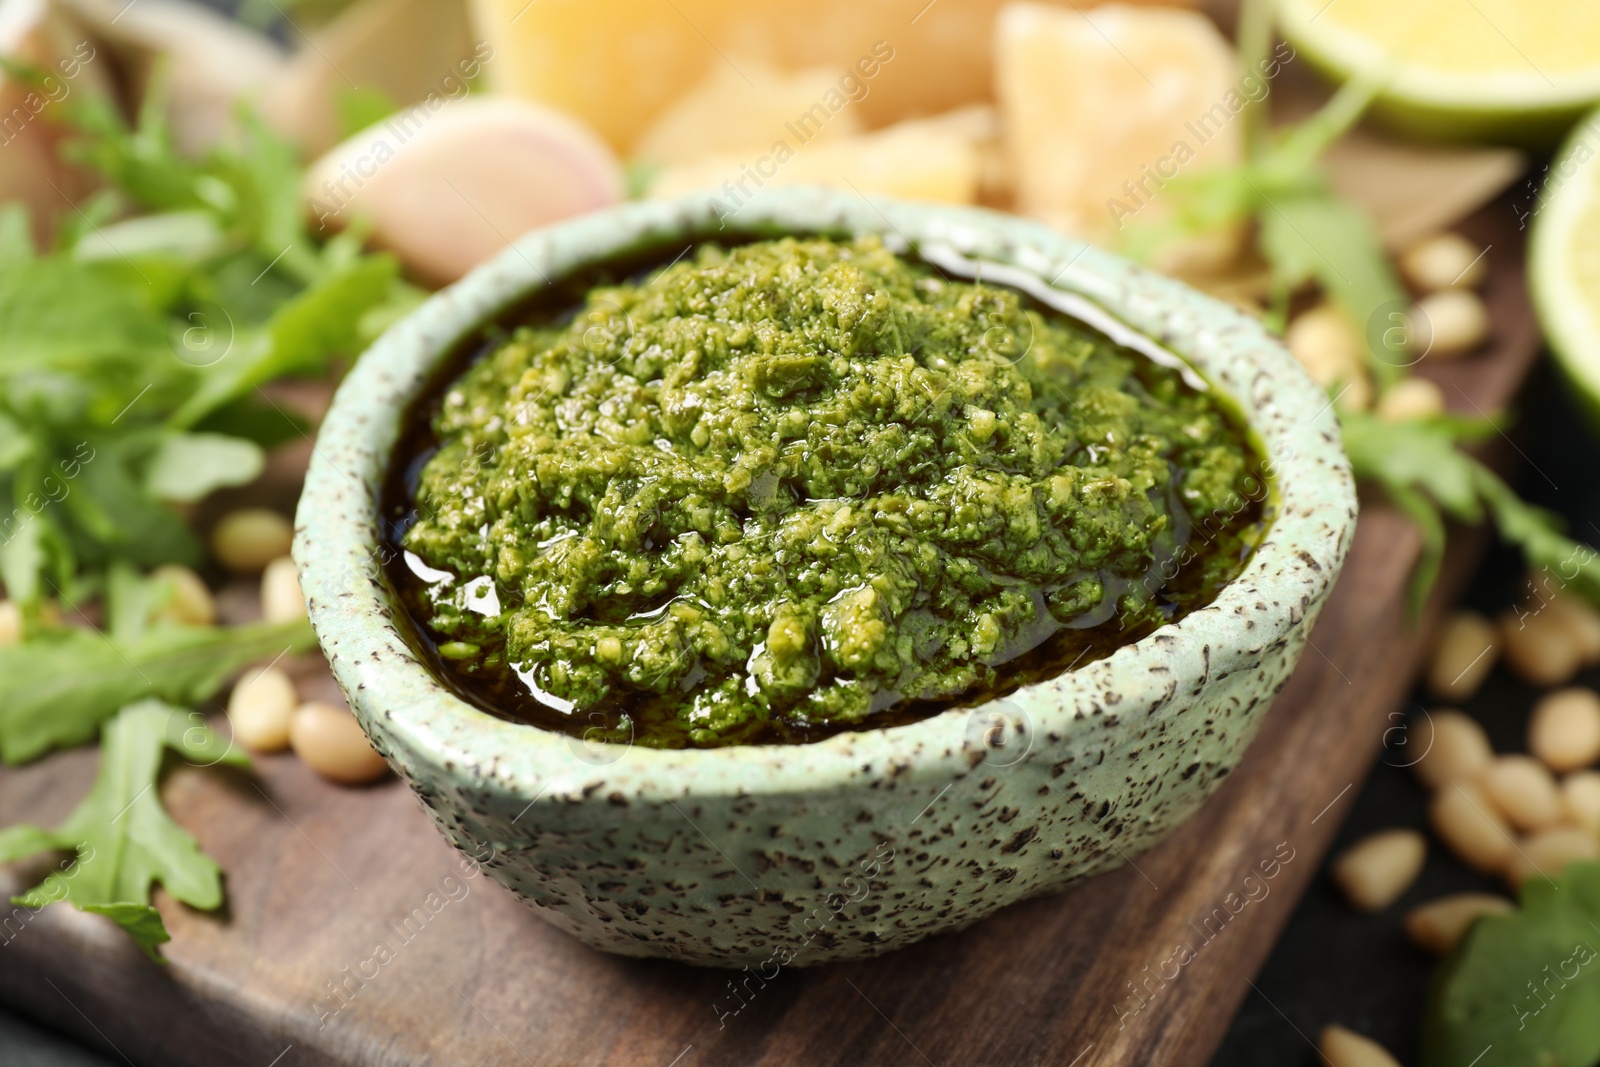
top-left (294, 188), bottom-right (1357, 968)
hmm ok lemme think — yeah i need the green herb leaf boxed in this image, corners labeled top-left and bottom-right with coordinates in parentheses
top-left (1343, 410), bottom-right (1600, 613)
top-left (1341, 411), bottom-right (1491, 520)
top-left (106, 560), bottom-right (158, 643)
top-left (142, 432), bottom-right (265, 502)
top-left (1477, 469), bottom-right (1600, 605)
top-left (0, 202), bottom-right (35, 276)
top-left (1120, 57), bottom-right (1403, 384)
top-left (0, 257), bottom-right (171, 371)
top-left (0, 87), bottom-right (411, 606)
top-left (0, 699), bottom-right (246, 960)
top-left (0, 412), bottom-right (32, 470)
top-left (1254, 191), bottom-right (1407, 388)
top-left (104, 560), bottom-right (188, 643)
top-left (80, 903), bottom-right (172, 956)
top-left (0, 617), bottom-right (316, 764)
top-left (73, 211), bottom-right (226, 263)
top-left (1422, 860), bottom-right (1600, 1067)
top-left (1258, 74), bottom-right (1384, 179)
top-left (171, 253), bottom-right (399, 428)
top-left (1384, 482), bottom-right (1448, 616)
top-left (0, 510), bottom-right (51, 607)
top-left (63, 439), bottom-right (203, 568)
top-left (190, 393), bottom-right (310, 449)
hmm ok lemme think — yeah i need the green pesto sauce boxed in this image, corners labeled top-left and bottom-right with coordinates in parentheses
top-left (394, 236), bottom-right (1269, 748)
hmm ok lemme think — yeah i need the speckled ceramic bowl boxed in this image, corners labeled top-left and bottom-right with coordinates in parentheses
top-left (295, 189), bottom-right (1357, 968)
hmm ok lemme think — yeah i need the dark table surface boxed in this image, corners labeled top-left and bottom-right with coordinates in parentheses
top-left (3, 373), bottom-right (1591, 1067)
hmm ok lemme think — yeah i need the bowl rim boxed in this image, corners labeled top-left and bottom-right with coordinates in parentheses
top-left (294, 188), bottom-right (1357, 804)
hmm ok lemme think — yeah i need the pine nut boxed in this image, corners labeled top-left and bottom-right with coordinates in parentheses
top-left (1430, 783), bottom-right (1515, 874)
top-left (260, 556), bottom-right (306, 623)
top-left (1404, 893), bottom-right (1513, 955)
top-left (1287, 305), bottom-right (1361, 379)
top-left (1529, 688), bottom-right (1600, 773)
top-left (1505, 826), bottom-right (1600, 887)
top-left (1413, 289), bottom-right (1490, 359)
top-left (0, 599), bottom-right (19, 646)
top-left (150, 564), bottom-right (217, 627)
top-left (1376, 377), bottom-right (1445, 422)
top-left (227, 668), bottom-right (297, 753)
top-left (1563, 771), bottom-right (1600, 831)
top-left (1400, 233), bottom-right (1487, 292)
top-left (1427, 611), bottom-right (1499, 702)
top-left (290, 701), bottom-right (389, 784)
top-left (1331, 829), bottom-right (1426, 912)
top-left (1482, 755), bottom-right (1565, 832)
top-left (212, 509), bottom-right (294, 574)
top-left (1341, 372), bottom-right (1373, 413)
top-left (1543, 588), bottom-right (1600, 664)
top-left (1319, 1025), bottom-right (1401, 1067)
top-left (1412, 710), bottom-right (1494, 791)
top-left (1501, 609), bottom-right (1583, 688)
top-left (1286, 304), bottom-right (1371, 410)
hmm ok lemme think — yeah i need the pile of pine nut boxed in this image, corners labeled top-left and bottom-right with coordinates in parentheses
top-left (1287, 232), bottom-right (1491, 420)
top-left (1317, 583), bottom-right (1600, 1067)
top-left (214, 508), bottom-right (390, 785)
top-left (0, 507), bottom-right (388, 786)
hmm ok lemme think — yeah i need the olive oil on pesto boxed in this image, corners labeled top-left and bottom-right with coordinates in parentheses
top-left (386, 236), bottom-right (1270, 749)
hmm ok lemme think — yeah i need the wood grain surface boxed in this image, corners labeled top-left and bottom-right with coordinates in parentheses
top-left (0, 202), bottom-right (1541, 1067)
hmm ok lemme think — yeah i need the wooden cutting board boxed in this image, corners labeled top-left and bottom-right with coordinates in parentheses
top-left (0, 202), bottom-right (1541, 1067)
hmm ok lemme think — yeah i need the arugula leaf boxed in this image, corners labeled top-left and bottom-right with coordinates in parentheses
top-left (1121, 4), bottom-right (1600, 617)
top-left (191, 394), bottom-right (309, 449)
top-left (74, 211), bottom-right (226, 264)
top-left (61, 438), bottom-right (203, 568)
top-left (1341, 411), bottom-right (1491, 518)
top-left (1422, 861), bottom-right (1600, 1067)
top-left (265, 253), bottom-right (399, 371)
top-left (141, 432), bottom-right (265, 502)
top-left (0, 617), bottom-right (316, 764)
top-left (0, 257), bottom-right (173, 370)
top-left (0, 412), bottom-right (31, 470)
top-left (104, 560), bottom-right (192, 643)
top-left (170, 253), bottom-right (399, 428)
top-left (1256, 192), bottom-right (1407, 387)
top-left (63, 77), bottom-right (322, 286)
top-left (1343, 411), bottom-right (1600, 613)
top-left (1477, 472), bottom-right (1600, 605)
top-left (0, 51), bottom-right (409, 970)
top-left (0, 202), bottom-right (34, 276)
top-left (1340, 409), bottom-right (1480, 608)
top-left (106, 561), bottom-right (159, 643)
top-left (0, 509), bottom-right (52, 608)
top-left (1255, 74), bottom-right (1383, 179)
top-left (0, 700), bottom-right (246, 960)
top-left (0, 76), bottom-right (414, 606)
top-left (1122, 53), bottom-right (1405, 379)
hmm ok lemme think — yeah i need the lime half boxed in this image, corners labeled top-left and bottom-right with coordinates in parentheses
top-left (1277, 0), bottom-right (1600, 146)
top-left (1531, 109), bottom-right (1600, 420)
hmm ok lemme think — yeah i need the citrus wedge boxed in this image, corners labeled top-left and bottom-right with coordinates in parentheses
top-left (1278, 0), bottom-right (1600, 146)
top-left (1530, 108), bottom-right (1600, 420)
